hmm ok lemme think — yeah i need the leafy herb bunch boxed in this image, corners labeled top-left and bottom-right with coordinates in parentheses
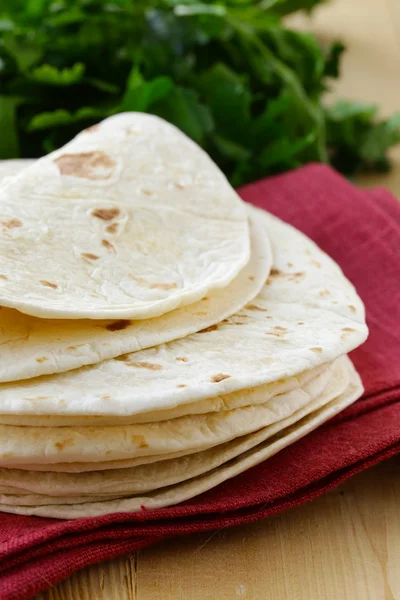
top-left (1, 0), bottom-right (399, 185)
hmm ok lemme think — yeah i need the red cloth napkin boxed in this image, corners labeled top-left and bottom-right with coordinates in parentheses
top-left (0, 164), bottom-right (399, 600)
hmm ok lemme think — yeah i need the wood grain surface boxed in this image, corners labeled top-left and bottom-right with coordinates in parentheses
top-left (35, 1), bottom-right (400, 598)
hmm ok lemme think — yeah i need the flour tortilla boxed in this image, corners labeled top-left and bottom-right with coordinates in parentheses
top-left (0, 364), bottom-right (362, 518)
top-left (0, 113), bottom-right (250, 319)
top-left (0, 358), bottom-right (342, 467)
top-left (0, 161), bottom-right (270, 383)
top-left (0, 206), bottom-right (367, 420)
top-left (0, 357), bottom-right (352, 497)
top-left (0, 363), bottom-right (325, 427)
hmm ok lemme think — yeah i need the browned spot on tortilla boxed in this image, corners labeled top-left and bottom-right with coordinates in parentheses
top-left (319, 289), bottom-right (330, 297)
top-left (273, 326), bottom-right (287, 332)
top-left (202, 297), bottom-right (209, 302)
top-left (114, 354), bottom-right (131, 362)
top-left (132, 435), bottom-right (149, 448)
top-left (193, 311), bottom-right (207, 316)
top-left (340, 334), bottom-right (347, 341)
top-left (248, 276), bottom-right (255, 281)
top-left (176, 357), bottom-right (189, 362)
top-left (55, 438), bottom-right (75, 451)
top-left (287, 262), bottom-right (293, 268)
top-left (54, 151), bottom-right (116, 180)
top-left (142, 189), bottom-right (153, 196)
top-left (310, 347), bottom-right (323, 353)
top-left (270, 268), bottom-right (281, 276)
top-left (40, 280), bottom-right (58, 289)
top-left (24, 396), bottom-right (50, 401)
top-left (198, 324), bottom-right (218, 334)
top-left (81, 252), bottom-right (100, 260)
top-left (92, 208), bottom-right (120, 221)
top-left (174, 182), bottom-right (185, 190)
top-left (290, 271), bottom-right (306, 282)
top-left (310, 259), bottom-right (322, 268)
top-left (106, 223), bottom-right (119, 234)
top-left (211, 373), bottom-right (231, 383)
top-left (348, 305), bottom-right (356, 313)
top-left (66, 344), bottom-right (85, 351)
top-left (342, 327), bottom-right (357, 332)
top-left (106, 320), bottom-right (131, 332)
top-left (101, 395), bottom-right (111, 400)
top-left (2, 218), bottom-right (22, 229)
top-left (85, 124), bottom-right (100, 133)
top-left (247, 304), bottom-right (267, 311)
top-left (265, 316), bottom-right (272, 319)
top-left (0, 275), bottom-right (7, 280)
top-left (265, 332), bottom-right (281, 337)
top-left (102, 239), bottom-right (115, 253)
top-left (177, 384), bottom-right (187, 388)
top-left (297, 322), bottom-right (304, 325)
top-left (35, 356), bottom-right (48, 363)
top-left (131, 275), bottom-right (177, 291)
top-left (126, 361), bottom-right (164, 371)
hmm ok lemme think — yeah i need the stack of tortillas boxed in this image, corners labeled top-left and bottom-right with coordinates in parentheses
top-left (0, 113), bottom-right (368, 519)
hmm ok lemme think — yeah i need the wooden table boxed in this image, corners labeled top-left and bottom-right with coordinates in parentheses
top-left (36, 1), bottom-right (400, 598)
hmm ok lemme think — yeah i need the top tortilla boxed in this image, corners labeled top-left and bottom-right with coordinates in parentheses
top-left (0, 113), bottom-right (250, 319)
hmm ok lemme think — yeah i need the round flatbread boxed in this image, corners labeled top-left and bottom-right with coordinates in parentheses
top-left (0, 113), bottom-right (250, 319)
top-left (0, 160), bottom-right (271, 383)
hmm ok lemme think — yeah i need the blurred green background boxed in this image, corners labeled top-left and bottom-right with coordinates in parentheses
top-left (1, 0), bottom-right (399, 186)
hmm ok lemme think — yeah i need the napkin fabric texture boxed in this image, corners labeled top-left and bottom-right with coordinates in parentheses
top-left (0, 164), bottom-right (399, 600)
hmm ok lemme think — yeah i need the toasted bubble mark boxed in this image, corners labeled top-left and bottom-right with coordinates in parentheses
top-left (142, 189), bottom-right (153, 196)
top-left (201, 297), bottom-right (209, 302)
top-left (310, 347), bottom-right (323, 353)
top-left (265, 332), bottom-right (282, 337)
top-left (126, 361), bottom-right (164, 370)
top-left (131, 275), bottom-right (177, 291)
top-left (270, 268), bottom-right (281, 276)
top-left (0, 275), bottom-right (7, 280)
top-left (106, 320), bottom-right (131, 332)
top-left (211, 373), bottom-right (231, 383)
top-left (66, 344), bottom-right (85, 351)
top-left (81, 253), bottom-right (100, 260)
top-left (273, 326), bottom-right (287, 331)
top-left (40, 280), bottom-right (58, 289)
top-left (348, 305), bottom-right (356, 313)
top-left (287, 262), bottom-right (293, 268)
top-left (102, 239), bottom-right (115, 253)
top-left (342, 327), bottom-right (357, 332)
top-left (36, 356), bottom-right (48, 363)
top-left (310, 259), bottom-right (322, 268)
top-left (106, 223), bottom-right (119, 234)
top-left (319, 289), bottom-right (330, 297)
top-left (2, 218), bottom-right (22, 229)
top-left (174, 182), bottom-right (185, 190)
top-left (54, 151), bottom-right (116, 180)
top-left (246, 304), bottom-right (267, 311)
top-left (24, 396), bottom-right (50, 401)
top-left (248, 276), bottom-right (255, 281)
top-left (297, 322), bottom-right (304, 325)
top-left (132, 435), bottom-right (149, 448)
top-left (101, 395), bottom-right (111, 400)
top-left (177, 384), bottom-right (187, 388)
top-left (55, 438), bottom-right (75, 451)
top-left (176, 357), bottom-right (189, 362)
top-left (92, 208), bottom-right (120, 221)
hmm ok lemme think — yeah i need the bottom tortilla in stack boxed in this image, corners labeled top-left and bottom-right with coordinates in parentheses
top-left (0, 207), bottom-right (368, 518)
